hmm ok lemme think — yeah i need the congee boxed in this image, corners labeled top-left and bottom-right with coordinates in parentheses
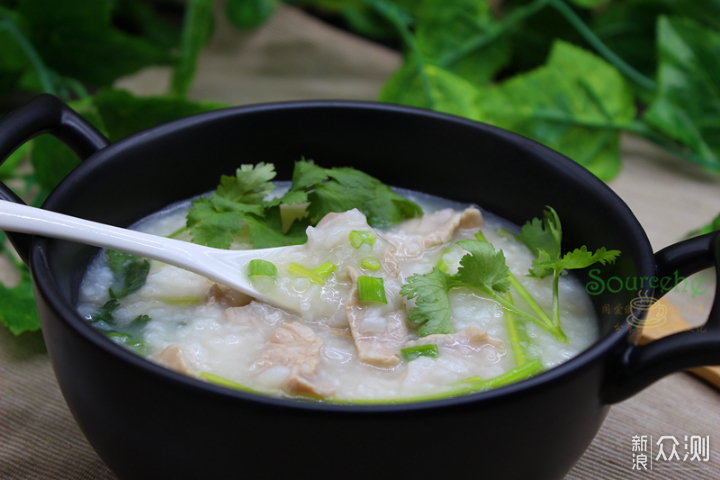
top-left (77, 161), bottom-right (613, 402)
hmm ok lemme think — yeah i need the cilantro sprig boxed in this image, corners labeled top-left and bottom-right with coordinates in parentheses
top-left (186, 160), bottom-right (422, 249)
top-left (401, 239), bottom-right (547, 337)
top-left (518, 206), bottom-right (620, 332)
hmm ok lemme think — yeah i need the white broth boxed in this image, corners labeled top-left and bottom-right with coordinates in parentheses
top-left (77, 188), bottom-right (598, 401)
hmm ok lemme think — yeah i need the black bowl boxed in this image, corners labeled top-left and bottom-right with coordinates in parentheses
top-left (1, 95), bottom-right (718, 480)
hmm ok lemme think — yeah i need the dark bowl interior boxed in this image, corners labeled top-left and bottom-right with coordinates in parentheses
top-left (30, 102), bottom-right (655, 480)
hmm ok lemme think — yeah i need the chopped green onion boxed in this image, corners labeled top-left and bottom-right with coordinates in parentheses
top-left (289, 262), bottom-right (326, 285)
top-left (360, 256), bottom-right (381, 271)
top-left (313, 261), bottom-right (337, 277)
top-left (200, 372), bottom-right (263, 394)
top-left (248, 259), bottom-right (277, 279)
top-left (455, 359), bottom-right (544, 392)
top-left (159, 296), bottom-right (203, 306)
top-left (131, 315), bottom-right (151, 327)
top-left (401, 344), bottom-right (439, 361)
top-left (494, 228), bottom-right (518, 240)
top-left (349, 230), bottom-right (375, 249)
top-left (357, 276), bottom-right (387, 303)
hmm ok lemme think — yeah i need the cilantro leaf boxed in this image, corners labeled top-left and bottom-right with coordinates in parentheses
top-left (217, 163), bottom-right (277, 204)
top-left (402, 240), bottom-right (538, 337)
top-left (88, 299), bottom-right (120, 325)
top-left (187, 160), bottom-right (420, 249)
top-left (517, 206), bottom-right (562, 278)
top-left (455, 239), bottom-right (511, 294)
top-left (539, 246), bottom-right (621, 272)
top-left (294, 159), bottom-right (422, 228)
top-left (400, 267), bottom-right (455, 337)
top-left (516, 207), bottom-right (620, 337)
top-left (105, 250), bottom-right (150, 299)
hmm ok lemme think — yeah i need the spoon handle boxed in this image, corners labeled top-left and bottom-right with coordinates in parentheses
top-left (0, 200), bottom-right (288, 307)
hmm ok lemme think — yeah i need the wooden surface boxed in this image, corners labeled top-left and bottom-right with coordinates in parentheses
top-left (2, 5), bottom-right (719, 480)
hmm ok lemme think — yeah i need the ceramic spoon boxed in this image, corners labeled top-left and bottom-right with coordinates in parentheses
top-left (0, 200), bottom-right (304, 311)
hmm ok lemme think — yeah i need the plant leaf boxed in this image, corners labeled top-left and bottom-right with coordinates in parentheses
top-left (477, 40), bottom-right (635, 181)
top-left (170, 0), bottom-right (215, 96)
top-left (92, 88), bottom-right (225, 142)
top-left (643, 16), bottom-right (720, 171)
top-left (31, 98), bottom-right (107, 193)
top-left (226, 0), bottom-right (278, 30)
top-left (455, 239), bottom-right (511, 294)
top-left (0, 270), bottom-right (40, 335)
top-left (400, 267), bottom-right (455, 337)
top-left (517, 206), bottom-right (562, 261)
top-left (18, 0), bottom-right (174, 87)
top-left (379, 59), bottom-right (482, 120)
top-left (415, 0), bottom-right (511, 86)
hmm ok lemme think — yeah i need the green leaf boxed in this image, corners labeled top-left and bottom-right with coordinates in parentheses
top-left (341, 4), bottom-right (397, 39)
top-left (88, 299), bottom-right (120, 324)
top-left (18, 0), bottom-right (174, 87)
top-left (379, 59), bottom-right (482, 120)
top-left (170, 0), bottom-right (215, 96)
top-left (0, 141), bottom-right (30, 180)
top-left (567, 0), bottom-right (610, 7)
top-left (415, 0), bottom-right (511, 86)
top-left (92, 88), bottom-right (225, 142)
top-left (0, 270), bottom-right (40, 335)
top-left (455, 239), bottom-right (511, 294)
top-left (298, 160), bottom-right (422, 228)
top-left (643, 16), bottom-right (720, 172)
top-left (686, 212), bottom-right (720, 238)
top-left (113, 0), bottom-right (181, 51)
top-left (533, 245), bottom-right (620, 275)
top-left (30, 98), bottom-right (107, 193)
top-left (105, 250), bottom-right (150, 299)
top-left (477, 40), bottom-right (635, 181)
top-left (244, 207), bottom-right (308, 248)
top-left (517, 206), bottom-right (562, 261)
top-left (218, 163), bottom-right (277, 204)
top-left (400, 267), bottom-right (455, 337)
top-left (226, 0), bottom-right (278, 30)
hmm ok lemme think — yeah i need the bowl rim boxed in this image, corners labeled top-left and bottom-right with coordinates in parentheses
top-left (32, 99), bottom-right (655, 412)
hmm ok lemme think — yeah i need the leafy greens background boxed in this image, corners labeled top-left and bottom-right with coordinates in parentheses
top-left (0, 0), bottom-right (719, 335)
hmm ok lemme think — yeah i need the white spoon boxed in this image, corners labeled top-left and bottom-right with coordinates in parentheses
top-left (0, 200), bottom-right (304, 311)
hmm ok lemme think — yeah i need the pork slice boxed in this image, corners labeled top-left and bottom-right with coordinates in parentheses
top-left (385, 207), bottom-right (482, 258)
top-left (405, 325), bottom-right (503, 350)
top-left (207, 283), bottom-right (253, 308)
top-left (345, 268), bottom-right (408, 366)
top-left (252, 322), bottom-right (334, 398)
top-left (153, 344), bottom-right (191, 375)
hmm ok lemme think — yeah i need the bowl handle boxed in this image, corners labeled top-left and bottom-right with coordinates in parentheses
top-left (602, 231), bottom-right (720, 403)
top-left (0, 94), bottom-right (109, 263)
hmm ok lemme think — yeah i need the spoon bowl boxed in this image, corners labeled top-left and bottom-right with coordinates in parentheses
top-left (0, 199), bottom-right (302, 311)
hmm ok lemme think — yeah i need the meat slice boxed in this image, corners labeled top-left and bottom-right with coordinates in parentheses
top-left (404, 325), bottom-right (503, 350)
top-left (153, 344), bottom-right (191, 375)
top-left (345, 268), bottom-right (408, 366)
top-left (385, 207), bottom-right (482, 258)
top-left (252, 322), bottom-right (334, 398)
top-left (207, 283), bottom-right (253, 308)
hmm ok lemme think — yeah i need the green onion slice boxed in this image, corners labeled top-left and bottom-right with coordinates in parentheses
top-left (360, 256), bottom-right (381, 271)
top-left (349, 230), bottom-right (376, 249)
top-left (313, 261), bottom-right (337, 277)
top-left (401, 344), bottom-right (439, 361)
top-left (248, 259), bottom-right (277, 279)
top-left (289, 262), bottom-right (326, 285)
top-left (357, 276), bottom-right (387, 303)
